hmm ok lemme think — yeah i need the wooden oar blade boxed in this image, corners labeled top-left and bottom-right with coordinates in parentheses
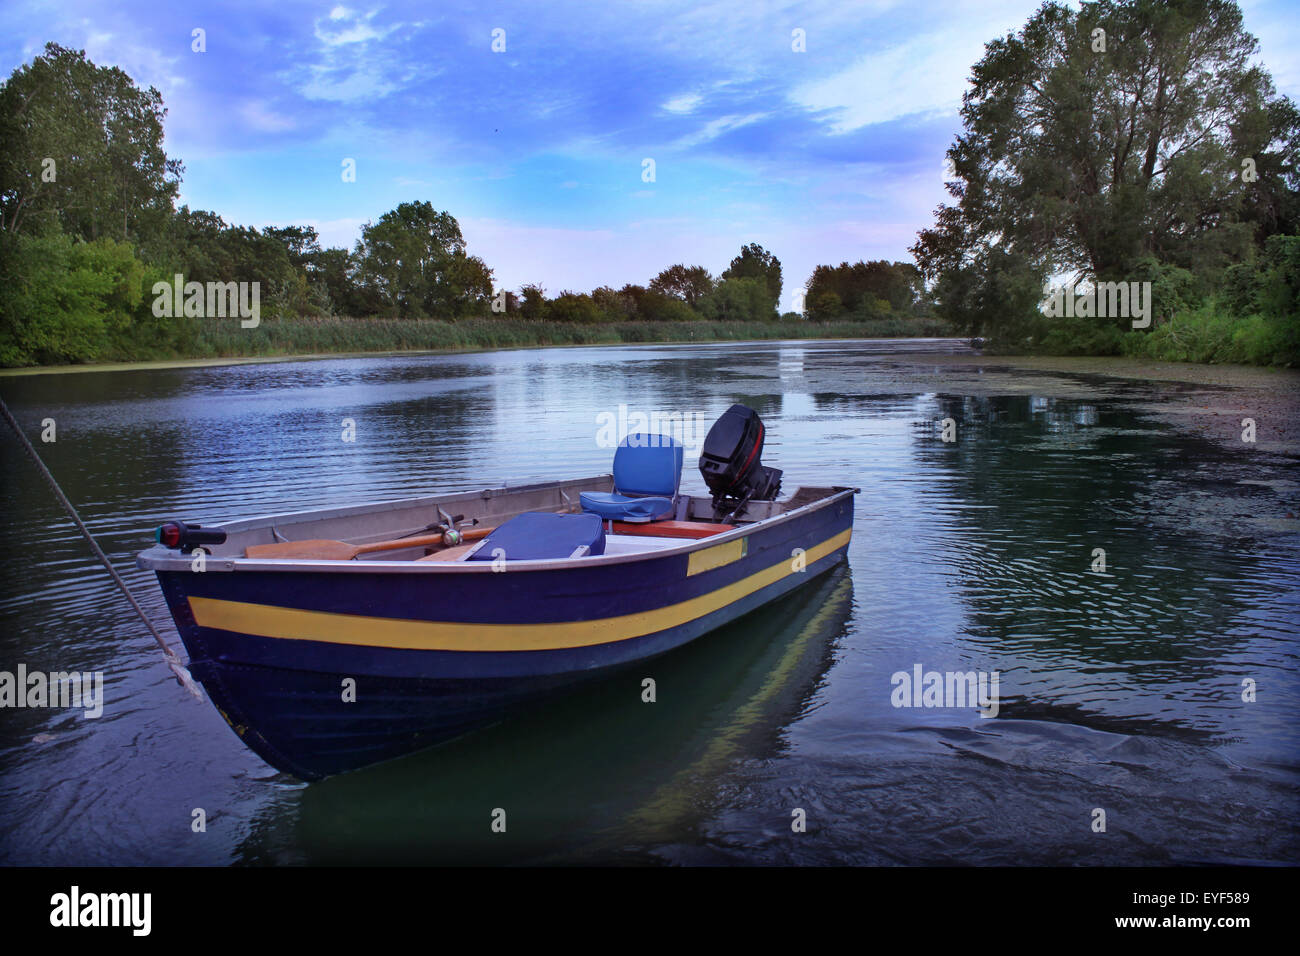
top-left (245, 539), bottom-right (358, 560)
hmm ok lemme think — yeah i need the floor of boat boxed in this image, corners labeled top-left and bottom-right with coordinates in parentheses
top-left (600, 534), bottom-right (685, 555)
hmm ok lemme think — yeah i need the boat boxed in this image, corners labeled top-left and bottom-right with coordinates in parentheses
top-left (137, 404), bottom-right (857, 780)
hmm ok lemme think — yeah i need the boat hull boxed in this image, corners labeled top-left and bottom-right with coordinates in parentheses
top-left (152, 490), bottom-right (854, 780)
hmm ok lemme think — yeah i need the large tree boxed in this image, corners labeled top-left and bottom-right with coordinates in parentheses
top-left (912, 0), bottom-right (1299, 331)
top-left (0, 43), bottom-right (182, 248)
top-left (721, 243), bottom-right (782, 314)
top-left (353, 201), bottom-right (492, 317)
top-left (649, 264), bottom-right (713, 307)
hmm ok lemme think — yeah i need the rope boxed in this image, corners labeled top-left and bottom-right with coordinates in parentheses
top-left (0, 395), bottom-right (203, 700)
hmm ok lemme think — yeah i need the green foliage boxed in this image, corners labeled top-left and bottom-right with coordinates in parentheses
top-left (155, 315), bottom-right (957, 361)
top-left (932, 248), bottom-right (1046, 341)
top-left (1128, 257), bottom-right (1202, 324)
top-left (1256, 233), bottom-right (1300, 317)
top-left (808, 290), bottom-right (843, 320)
top-left (351, 201), bottom-right (492, 317)
top-left (0, 229), bottom-right (171, 365)
top-left (698, 276), bottom-right (774, 322)
top-left (1124, 307), bottom-right (1299, 365)
top-left (544, 291), bottom-right (604, 323)
top-left (0, 43), bottom-right (181, 248)
top-left (912, 0), bottom-right (1299, 353)
top-left (805, 260), bottom-right (923, 318)
top-left (649, 264), bottom-right (713, 307)
top-left (1007, 236), bottom-right (1299, 364)
top-left (519, 284), bottom-right (546, 320)
top-left (720, 243), bottom-right (781, 315)
top-left (1036, 318), bottom-right (1128, 356)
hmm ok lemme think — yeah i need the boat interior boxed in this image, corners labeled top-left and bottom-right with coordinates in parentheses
top-left (163, 476), bottom-right (844, 565)
top-left (145, 418), bottom-right (848, 566)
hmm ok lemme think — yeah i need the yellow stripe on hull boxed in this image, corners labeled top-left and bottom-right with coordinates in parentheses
top-left (686, 537), bottom-right (747, 576)
top-left (187, 529), bottom-right (852, 652)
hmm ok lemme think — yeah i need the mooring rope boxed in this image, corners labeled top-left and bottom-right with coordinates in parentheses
top-left (0, 396), bottom-right (203, 700)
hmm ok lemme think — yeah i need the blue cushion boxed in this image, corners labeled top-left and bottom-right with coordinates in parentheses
top-left (579, 492), bottom-right (674, 522)
top-left (467, 512), bottom-right (605, 561)
top-left (611, 434), bottom-right (683, 497)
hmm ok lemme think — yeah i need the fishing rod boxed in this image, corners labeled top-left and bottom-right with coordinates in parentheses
top-left (0, 395), bottom-right (203, 700)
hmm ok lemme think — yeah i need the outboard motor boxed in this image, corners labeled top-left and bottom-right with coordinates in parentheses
top-left (699, 404), bottom-right (782, 521)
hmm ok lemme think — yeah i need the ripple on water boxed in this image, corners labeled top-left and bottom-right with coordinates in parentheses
top-left (1, 341), bottom-right (1297, 864)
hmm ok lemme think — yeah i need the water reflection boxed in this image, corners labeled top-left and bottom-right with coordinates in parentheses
top-left (233, 566), bottom-right (853, 865)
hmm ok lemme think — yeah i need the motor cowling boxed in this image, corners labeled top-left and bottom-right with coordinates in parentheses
top-left (698, 404), bottom-right (782, 517)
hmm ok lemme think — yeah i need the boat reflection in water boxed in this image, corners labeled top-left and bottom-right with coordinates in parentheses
top-left (236, 565), bottom-right (854, 865)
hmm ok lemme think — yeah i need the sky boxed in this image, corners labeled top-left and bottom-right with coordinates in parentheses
top-left (3, 0), bottom-right (1297, 310)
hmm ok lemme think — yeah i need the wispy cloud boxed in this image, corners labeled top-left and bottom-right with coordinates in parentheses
top-left (662, 92), bottom-right (703, 114)
top-left (674, 112), bottom-right (767, 148)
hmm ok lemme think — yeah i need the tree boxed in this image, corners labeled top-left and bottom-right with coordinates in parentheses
top-left (1237, 97), bottom-right (1300, 242)
top-left (545, 291), bottom-right (603, 323)
top-left (649, 264), bottom-right (713, 308)
top-left (519, 283), bottom-right (546, 320)
top-left (353, 201), bottom-right (475, 317)
top-left (264, 225), bottom-right (321, 271)
top-left (443, 251), bottom-right (494, 315)
top-left (804, 260), bottom-right (923, 318)
top-left (911, 0), bottom-right (1299, 335)
top-left (0, 43), bottom-right (182, 249)
top-left (721, 243), bottom-right (782, 314)
top-left (698, 276), bottom-right (772, 322)
top-left (311, 247), bottom-right (368, 316)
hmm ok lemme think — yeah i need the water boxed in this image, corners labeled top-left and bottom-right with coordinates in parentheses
top-left (1, 339), bottom-right (1297, 865)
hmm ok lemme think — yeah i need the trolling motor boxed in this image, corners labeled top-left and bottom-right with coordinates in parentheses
top-left (698, 404), bottom-right (783, 522)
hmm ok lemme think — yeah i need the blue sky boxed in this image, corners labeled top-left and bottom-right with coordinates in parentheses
top-left (3, 0), bottom-right (1297, 308)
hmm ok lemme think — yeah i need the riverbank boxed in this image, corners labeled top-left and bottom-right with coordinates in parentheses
top-left (0, 315), bottom-right (953, 373)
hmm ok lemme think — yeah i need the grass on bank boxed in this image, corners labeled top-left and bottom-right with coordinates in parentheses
top-left (90, 315), bottom-right (956, 364)
top-left (1006, 309), bottom-right (1299, 366)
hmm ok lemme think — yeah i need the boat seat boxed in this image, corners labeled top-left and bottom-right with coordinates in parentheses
top-left (464, 512), bottom-right (606, 561)
top-left (580, 433), bottom-right (683, 523)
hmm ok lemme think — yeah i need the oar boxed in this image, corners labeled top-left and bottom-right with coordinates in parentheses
top-left (245, 526), bottom-right (496, 561)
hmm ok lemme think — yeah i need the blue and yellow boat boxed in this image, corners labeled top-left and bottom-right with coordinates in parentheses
top-left (138, 405), bottom-right (856, 780)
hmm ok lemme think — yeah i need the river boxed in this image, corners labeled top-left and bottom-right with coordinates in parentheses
top-left (1, 338), bottom-right (1296, 864)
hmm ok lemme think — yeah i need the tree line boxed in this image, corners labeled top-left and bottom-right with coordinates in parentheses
top-left (0, 44), bottom-right (933, 366)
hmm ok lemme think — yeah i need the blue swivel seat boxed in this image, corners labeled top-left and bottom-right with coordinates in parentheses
top-left (580, 433), bottom-right (683, 523)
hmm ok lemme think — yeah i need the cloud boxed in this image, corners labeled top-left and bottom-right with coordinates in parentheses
top-left (313, 7), bottom-right (395, 47)
top-left (295, 5), bottom-right (412, 103)
top-left (790, 33), bottom-right (979, 131)
top-left (662, 92), bottom-right (703, 114)
top-left (789, 3), bottom-right (1044, 131)
top-left (674, 112), bottom-right (767, 148)
top-left (240, 100), bottom-right (296, 132)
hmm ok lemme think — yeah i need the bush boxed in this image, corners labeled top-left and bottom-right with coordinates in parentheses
top-left (544, 291), bottom-right (604, 323)
top-left (1125, 307), bottom-right (1299, 366)
top-left (0, 230), bottom-right (155, 365)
